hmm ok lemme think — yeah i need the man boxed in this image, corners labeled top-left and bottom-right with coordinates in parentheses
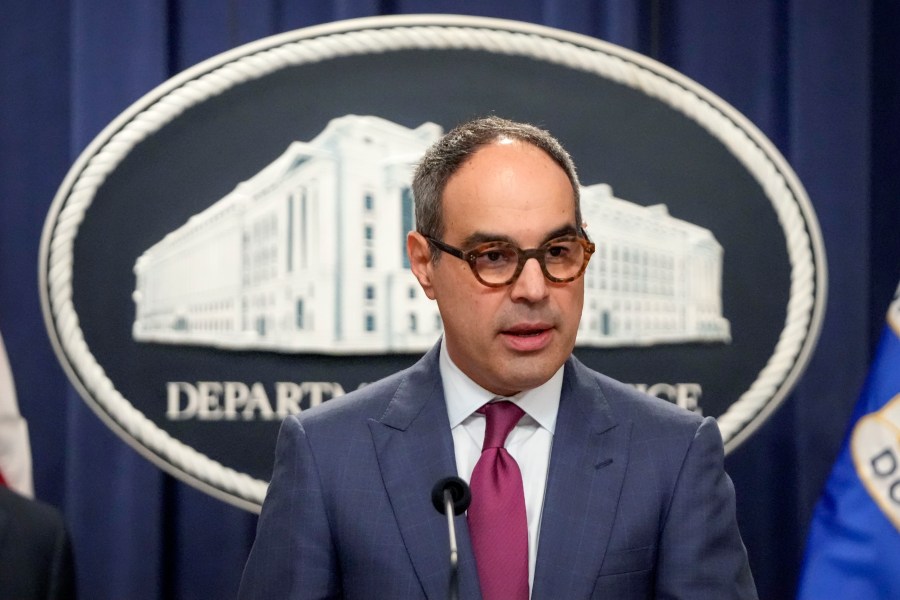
top-left (239, 116), bottom-right (757, 599)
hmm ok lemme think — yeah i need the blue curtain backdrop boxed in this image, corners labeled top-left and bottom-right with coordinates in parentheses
top-left (1, 1), bottom-right (897, 598)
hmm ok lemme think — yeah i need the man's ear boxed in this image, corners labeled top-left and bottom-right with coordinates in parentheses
top-left (407, 231), bottom-right (437, 300)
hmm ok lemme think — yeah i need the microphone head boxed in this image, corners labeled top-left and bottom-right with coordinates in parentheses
top-left (431, 476), bottom-right (472, 516)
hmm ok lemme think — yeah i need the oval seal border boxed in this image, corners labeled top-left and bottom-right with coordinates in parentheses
top-left (39, 14), bottom-right (827, 511)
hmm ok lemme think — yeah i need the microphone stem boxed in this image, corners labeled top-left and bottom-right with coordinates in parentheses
top-left (444, 491), bottom-right (460, 600)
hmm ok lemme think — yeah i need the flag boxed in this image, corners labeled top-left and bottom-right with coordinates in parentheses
top-left (797, 281), bottom-right (900, 598)
top-left (0, 329), bottom-right (34, 497)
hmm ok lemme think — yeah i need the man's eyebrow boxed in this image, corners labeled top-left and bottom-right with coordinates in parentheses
top-left (542, 224), bottom-right (579, 243)
top-left (460, 224), bottom-right (579, 249)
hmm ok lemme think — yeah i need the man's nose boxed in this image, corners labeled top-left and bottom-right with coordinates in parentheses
top-left (509, 257), bottom-right (548, 302)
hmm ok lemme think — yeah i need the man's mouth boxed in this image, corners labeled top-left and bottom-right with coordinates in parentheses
top-left (503, 322), bottom-right (552, 336)
top-left (500, 324), bottom-right (554, 351)
top-left (507, 329), bottom-right (547, 337)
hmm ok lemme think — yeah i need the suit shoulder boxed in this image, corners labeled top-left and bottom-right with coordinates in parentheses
top-left (0, 487), bottom-right (67, 538)
top-left (291, 361), bottom-right (416, 427)
top-left (0, 487), bottom-right (72, 570)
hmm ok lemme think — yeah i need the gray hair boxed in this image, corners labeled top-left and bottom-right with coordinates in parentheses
top-left (411, 116), bottom-right (582, 247)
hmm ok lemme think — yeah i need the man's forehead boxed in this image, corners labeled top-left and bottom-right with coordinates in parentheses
top-left (459, 223), bottom-right (581, 249)
top-left (437, 137), bottom-right (577, 240)
top-left (446, 208), bottom-right (579, 247)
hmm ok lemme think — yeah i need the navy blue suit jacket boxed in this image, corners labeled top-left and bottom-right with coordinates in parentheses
top-left (239, 344), bottom-right (757, 599)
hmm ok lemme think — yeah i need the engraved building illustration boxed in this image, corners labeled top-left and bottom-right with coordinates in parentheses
top-left (578, 184), bottom-right (730, 345)
top-left (132, 115), bottom-right (730, 354)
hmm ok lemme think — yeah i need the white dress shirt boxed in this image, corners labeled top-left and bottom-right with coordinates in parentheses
top-left (439, 340), bottom-right (563, 595)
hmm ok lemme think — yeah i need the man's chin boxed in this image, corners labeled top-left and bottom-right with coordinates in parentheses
top-left (492, 359), bottom-right (565, 395)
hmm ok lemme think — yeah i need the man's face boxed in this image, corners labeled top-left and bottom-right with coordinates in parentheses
top-left (408, 139), bottom-right (584, 396)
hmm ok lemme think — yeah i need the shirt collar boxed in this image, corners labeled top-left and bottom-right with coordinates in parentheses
top-left (439, 338), bottom-right (562, 433)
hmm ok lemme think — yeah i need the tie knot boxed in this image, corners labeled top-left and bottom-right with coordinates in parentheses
top-left (477, 401), bottom-right (525, 450)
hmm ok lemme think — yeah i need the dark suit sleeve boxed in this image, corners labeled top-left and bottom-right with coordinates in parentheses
top-left (654, 417), bottom-right (757, 599)
top-left (238, 415), bottom-right (341, 599)
top-left (47, 518), bottom-right (76, 600)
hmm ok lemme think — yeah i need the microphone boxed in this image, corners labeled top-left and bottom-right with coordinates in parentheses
top-left (431, 476), bottom-right (471, 516)
top-left (431, 477), bottom-right (471, 600)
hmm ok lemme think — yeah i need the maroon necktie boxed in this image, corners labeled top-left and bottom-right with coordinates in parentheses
top-left (467, 401), bottom-right (529, 600)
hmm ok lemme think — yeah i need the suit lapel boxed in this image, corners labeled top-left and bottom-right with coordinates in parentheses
top-left (532, 358), bottom-right (631, 599)
top-left (368, 345), bottom-right (481, 600)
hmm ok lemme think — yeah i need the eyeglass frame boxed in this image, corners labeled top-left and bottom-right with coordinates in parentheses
top-left (422, 230), bottom-right (596, 288)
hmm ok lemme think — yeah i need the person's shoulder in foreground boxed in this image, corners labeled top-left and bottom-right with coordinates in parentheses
top-left (0, 485), bottom-right (77, 600)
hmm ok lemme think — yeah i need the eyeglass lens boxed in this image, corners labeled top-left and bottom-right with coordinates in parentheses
top-left (472, 238), bottom-right (586, 284)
